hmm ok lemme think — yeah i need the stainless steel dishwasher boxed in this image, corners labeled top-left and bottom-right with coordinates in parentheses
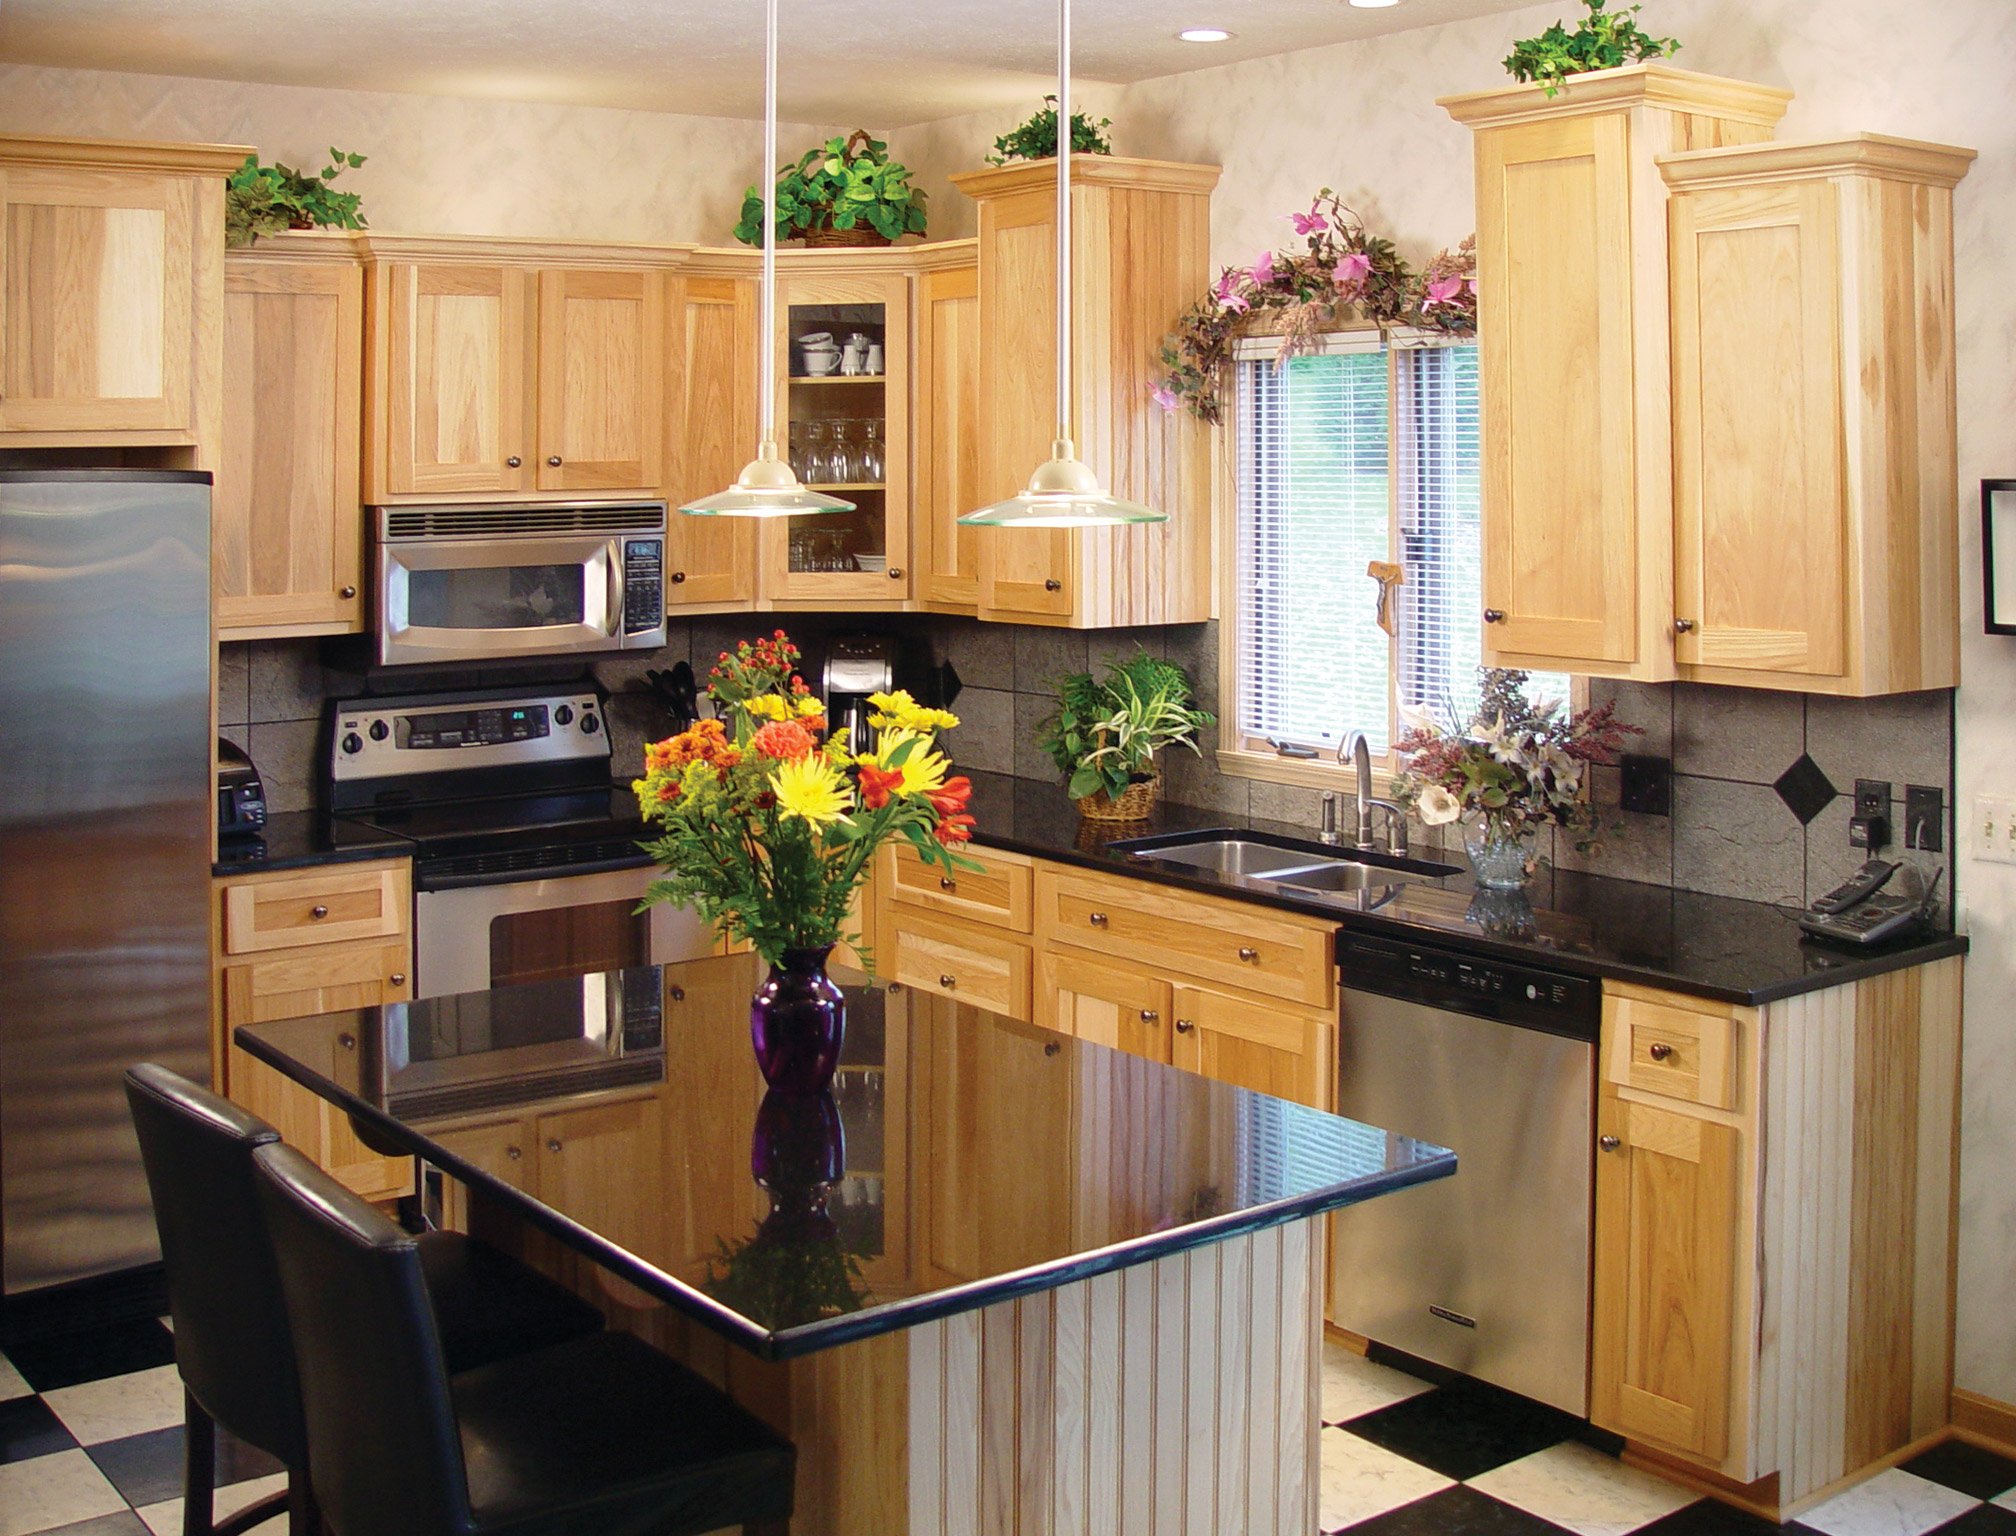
top-left (1329, 930), bottom-right (1599, 1416)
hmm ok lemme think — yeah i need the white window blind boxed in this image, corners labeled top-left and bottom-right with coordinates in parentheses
top-left (1234, 336), bottom-right (1563, 757)
top-left (1235, 340), bottom-right (1393, 754)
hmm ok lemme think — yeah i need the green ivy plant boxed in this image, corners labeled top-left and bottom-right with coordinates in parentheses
top-left (1503, 0), bottom-right (1680, 97)
top-left (733, 130), bottom-right (928, 246)
top-left (1039, 651), bottom-right (1214, 803)
top-left (224, 149), bottom-right (368, 248)
top-left (986, 95), bottom-right (1114, 166)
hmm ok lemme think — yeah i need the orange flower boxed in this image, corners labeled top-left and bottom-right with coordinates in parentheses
top-left (858, 762), bottom-right (903, 810)
top-left (925, 775), bottom-right (973, 819)
top-left (751, 720), bottom-right (815, 761)
top-left (656, 780), bottom-right (680, 803)
top-left (934, 810), bottom-right (976, 846)
top-left (660, 718), bottom-right (742, 771)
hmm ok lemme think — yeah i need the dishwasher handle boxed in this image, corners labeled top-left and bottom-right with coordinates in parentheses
top-left (1336, 929), bottom-right (1600, 1041)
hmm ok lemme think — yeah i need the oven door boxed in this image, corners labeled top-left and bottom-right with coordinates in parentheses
top-left (379, 533), bottom-right (626, 666)
top-left (413, 864), bottom-right (715, 1000)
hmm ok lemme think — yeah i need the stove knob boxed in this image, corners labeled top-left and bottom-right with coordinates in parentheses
top-left (341, 732), bottom-right (363, 755)
top-left (368, 719), bottom-right (389, 742)
top-left (554, 705), bottom-right (574, 726)
top-left (581, 714), bottom-right (600, 734)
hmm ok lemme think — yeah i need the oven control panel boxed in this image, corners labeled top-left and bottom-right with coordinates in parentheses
top-left (330, 689), bottom-right (607, 785)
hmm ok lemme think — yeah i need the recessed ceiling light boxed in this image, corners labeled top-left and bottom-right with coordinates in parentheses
top-left (1348, 0), bottom-right (1401, 8)
top-left (1177, 27), bottom-right (1234, 42)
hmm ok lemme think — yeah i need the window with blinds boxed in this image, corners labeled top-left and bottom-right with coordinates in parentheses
top-left (1233, 335), bottom-right (1562, 758)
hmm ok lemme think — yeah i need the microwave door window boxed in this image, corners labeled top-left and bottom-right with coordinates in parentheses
top-left (406, 561), bottom-right (589, 633)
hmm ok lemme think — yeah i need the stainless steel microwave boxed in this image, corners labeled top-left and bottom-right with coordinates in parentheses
top-left (375, 501), bottom-right (667, 667)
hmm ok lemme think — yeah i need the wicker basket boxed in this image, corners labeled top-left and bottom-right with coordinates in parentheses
top-left (1075, 772), bottom-right (1160, 823)
top-left (799, 223), bottom-right (892, 248)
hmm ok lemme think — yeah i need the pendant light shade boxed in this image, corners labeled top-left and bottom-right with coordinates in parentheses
top-left (681, 0), bottom-right (851, 521)
top-left (958, 0), bottom-right (1167, 529)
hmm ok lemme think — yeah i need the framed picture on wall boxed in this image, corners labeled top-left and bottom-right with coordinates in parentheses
top-left (1987, 481), bottom-right (2016, 633)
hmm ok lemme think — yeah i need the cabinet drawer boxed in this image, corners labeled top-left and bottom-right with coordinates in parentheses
top-left (222, 939), bottom-right (412, 1026)
top-left (886, 844), bottom-right (1032, 932)
top-left (1604, 987), bottom-right (1741, 1111)
top-left (1036, 867), bottom-right (1335, 1010)
top-left (221, 862), bottom-right (409, 955)
top-left (889, 915), bottom-right (1031, 1019)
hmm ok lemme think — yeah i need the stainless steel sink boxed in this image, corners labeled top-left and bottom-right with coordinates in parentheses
top-left (1115, 832), bottom-right (1460, 890)
top-left (1123, 839), bottom-right (1339, 879)
top-left (1252, 861), bottom-right (1399, 894)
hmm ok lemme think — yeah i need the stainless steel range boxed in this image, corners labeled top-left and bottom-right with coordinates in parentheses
top-left (326, 686), bottom-right (712, 999)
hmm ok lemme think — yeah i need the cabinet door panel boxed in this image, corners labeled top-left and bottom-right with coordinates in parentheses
top-left (1170, 984), bottom-right (1329, 1110)
top-left (0, 166), bottom-right (194, 433)
top-left (1671, 181), bottom-right (1845, 677)
top-left (1477, 116), bottom-right (1640, 668)
top-left (1037, 949), bottom-right (1170, 1061)
top-left (536, 267), bottom-right (663, 492)
top-left (383, 262), bottom-right (529, 495)
top-left (216, 250), bottom-right (365, 634)
top-left (1592, 1089), bottom-right (1738, 1461)
top-left (665, 275), bottom-right (756, 606)
top-left (533, 1094), bottom-right (666, 1257)
top-left (918, 263), bottom-right (981, 609)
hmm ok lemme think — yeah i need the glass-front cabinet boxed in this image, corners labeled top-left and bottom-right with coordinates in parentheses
top-left (765, 270), bottom-right (911, 606)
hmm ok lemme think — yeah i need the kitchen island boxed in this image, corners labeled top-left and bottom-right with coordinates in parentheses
top-left (236, 953), bottom-right (1454, 1536)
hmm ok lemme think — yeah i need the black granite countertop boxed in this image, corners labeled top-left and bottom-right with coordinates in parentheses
top-left (212, 811), bottom-right (414, 877)
top-left (234, 955), bottom-right (1454, 1360)
top-left (958, 771), bottom-right (1967, 1007)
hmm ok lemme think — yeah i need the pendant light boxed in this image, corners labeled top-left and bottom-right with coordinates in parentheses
top-left (958, 0), bottom-right (1167, 528)
top-left (681, 0), bottom-right (852, 519)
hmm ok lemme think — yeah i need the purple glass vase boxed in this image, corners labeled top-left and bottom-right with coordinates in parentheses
top-left (749, 945), bottom-right (846, 1093)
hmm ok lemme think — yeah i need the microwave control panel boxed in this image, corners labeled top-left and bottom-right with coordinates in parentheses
top-left (623, 539), bottom-right (664, 636)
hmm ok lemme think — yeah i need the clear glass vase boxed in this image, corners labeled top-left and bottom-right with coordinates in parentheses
top-left (1463, 821), bottom-right (1538, 892)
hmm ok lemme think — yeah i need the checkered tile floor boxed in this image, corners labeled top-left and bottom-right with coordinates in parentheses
top-left (4, 1316), bottom-right (2014, 1536)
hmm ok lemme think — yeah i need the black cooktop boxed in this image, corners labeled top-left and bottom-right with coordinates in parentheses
top-left (337, 787), bottom-right (650, 890)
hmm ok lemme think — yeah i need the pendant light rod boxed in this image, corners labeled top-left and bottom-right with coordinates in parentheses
top-left (1054, 0), bottom-right (1071, 443)
top-left (758, 0), bottom-right (780, 449)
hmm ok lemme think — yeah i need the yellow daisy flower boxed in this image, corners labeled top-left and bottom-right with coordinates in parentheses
top-left (771, 754), bottom-right (853, 826)
top-left (866, 689), bottom-right (960, 734)
top-left (743, 693), bottom-right (796, 723)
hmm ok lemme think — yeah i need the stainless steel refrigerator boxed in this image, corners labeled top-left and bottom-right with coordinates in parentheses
top-left (0, 468), bottom-right (213, 1295)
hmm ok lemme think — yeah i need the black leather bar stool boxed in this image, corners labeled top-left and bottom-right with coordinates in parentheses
top-left (124, 1065), bottom-right (605, 1536)
top-left (252, 1139), bottom-right (796, 1536)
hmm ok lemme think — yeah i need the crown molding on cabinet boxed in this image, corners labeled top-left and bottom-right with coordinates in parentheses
top-left (1437, 62), bottom-right (1793, 131)
top-left (1658, 132), bottom-right (1978, 190)
top-left (949, 154), bottom-right (1222, 200)
top-left (0, 132), bottom-right (251, 174)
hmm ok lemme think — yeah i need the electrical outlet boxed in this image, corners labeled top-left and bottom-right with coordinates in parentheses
top-left (1971, 796), bottom-right (2016, 863)
top-left (1905, 785), bottom-right (1944, 852)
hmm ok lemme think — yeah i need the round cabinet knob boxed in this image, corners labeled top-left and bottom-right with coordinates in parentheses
top-left (338, 1032), bottom-right (356, 1050)
top-left (1648, 1041), bottom-right (1673, 1061)
top-left (668, 985), bottom-right (686, 1002)
top-left (546, 455), bottom-right (563, 467)
top-left (506, 1146), bottom-right (522, 1161)
top-left (389, 972), bottom-right (406, 987)
top-left (1483, 608), bottom-right (1505, 624)
top-left (368, 719), bottom-right (389, 742)
top-left (338, 585), bottom-right (357, 600)
top-left (939, 973), bottom-right (957, 989)
top-left (310, 905), bottom-right (329, 919)
top-left (1599, 1135), bottom-right (1622, 1153)
top-left (340, 732), bottom-right (363, 755)
top-left (1088, 912), bottom-right (1108, 927)
top-left (1674, 618), bottom-right (1696, 634)
top-left (1237, 946), bottom-right (1259, 962)
top-left (1175, 1018), bottom-right (1195, 1034)
top-left (1139, 1009), bottom-right (1160, 1024)
top-left (506, 456), bottom-right (522, 468)
top-left (939, 876), bottom-right (956, 891)
top-left (1044, 1041), bottom-right (1061, 1057)
top-left (553, 705), bottom-right (574, 726)
top-left (888, 567), bottom-right (905, 580)
top-left (1044, 579), bottom-right (1062, 593)
top-left (670, 571), bottom-right (687, 584)
top-left (545, 1139), bottom-right (562, 1154)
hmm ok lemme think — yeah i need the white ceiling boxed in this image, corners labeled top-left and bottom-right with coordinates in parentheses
top-left (0, 0), bottom-right (1540, 127)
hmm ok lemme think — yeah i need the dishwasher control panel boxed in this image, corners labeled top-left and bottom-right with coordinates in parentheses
top-left (1336, 930), bottom-right (1600, 1040)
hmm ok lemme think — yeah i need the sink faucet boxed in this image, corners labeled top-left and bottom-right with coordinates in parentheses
top-left (1320, 730), bottom-right (1408, 856)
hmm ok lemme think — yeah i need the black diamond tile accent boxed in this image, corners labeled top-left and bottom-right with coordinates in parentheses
top-left (0, 1391), bottom-right (77, 1464)
top-left (85, 1417), bottom-right (288, 1507)
top-left (1773, 753), bottom-right (1837, 827)
top-left (1926, 1504), bottom-right (2016, 1536)
top-left (3, 1317), bottom-right (175, 1393)
top-left (1906, 1441), bottom-right (2016, 1501)
top-left (1637, 1496), bottom-right (1789, 1535)
top-left (34, 1515), bottom-right (153, 1536)
top-left (1339, 1375), bottom-right (1581, 1482)
top-left (1336, 1483), bottom-right (1565, 1536)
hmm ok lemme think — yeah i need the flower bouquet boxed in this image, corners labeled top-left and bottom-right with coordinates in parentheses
top-left (1390, 670), bottom-right (1639, 890)
top-left (634, 631), bottom-right (978, 1090)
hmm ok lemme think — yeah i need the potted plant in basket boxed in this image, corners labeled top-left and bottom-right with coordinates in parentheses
top-left (733, 130), bottom-right (929, 248)
top-left (1039, 651), bottom-right (1214, 823)
top-left (1390, 670), bottom-right (1639, 891)
top-left (225, 148), bottom-right (368, 248)
top-left (634, 631), bottom-right (977, 1092)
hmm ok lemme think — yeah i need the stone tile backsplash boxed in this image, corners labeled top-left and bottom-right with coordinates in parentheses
top-left (223, 620), bottom-right (1955, 912)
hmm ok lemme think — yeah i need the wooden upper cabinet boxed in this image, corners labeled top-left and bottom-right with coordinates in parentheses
top-left (664, 272), bottom-right (757, 607)
top-left (950, 156), bottom-right (1219, 629)
top-left (0, 135), bottom-right (244, 442)
top-left (377, 259), bottom-right (530, 496)
top-left (1663, 135), bottom-right (1974, 695)
top-left (215, 237), bottom-right (366, 636)
top-left (916, 258), bottom-right (981, 610)
top-left (1442, 65), bottom-right (1791, 682)
top-left (535, 266), bottom-right (663, 491)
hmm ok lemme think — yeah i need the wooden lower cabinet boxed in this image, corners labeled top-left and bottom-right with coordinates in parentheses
top-left (214, 859), bottom-right (415, 1202)
top-left (1038, 948), bottom-right (1169, 1059)
top-left (1589, 963), bottom-right (1964, 1518)
top-left (887, 912), bottom-right (1030, 1018)
top-left (1171, 982), bottom-right (1333, 1110)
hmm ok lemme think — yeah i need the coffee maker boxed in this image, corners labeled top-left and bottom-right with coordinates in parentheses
top-left (823, 635), bottom-right (899, 754)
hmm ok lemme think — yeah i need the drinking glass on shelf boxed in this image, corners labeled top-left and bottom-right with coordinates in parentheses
top-left (789, 527), bottom-right (812, 572)
top-left (860, 420), bottom-right (885, 484)
top-left (829, 419), bottom-right (856, 485)
top-left (787, 421), bottom-right (805, 479)
top-left (803, 421), bottom-right (831, 486)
